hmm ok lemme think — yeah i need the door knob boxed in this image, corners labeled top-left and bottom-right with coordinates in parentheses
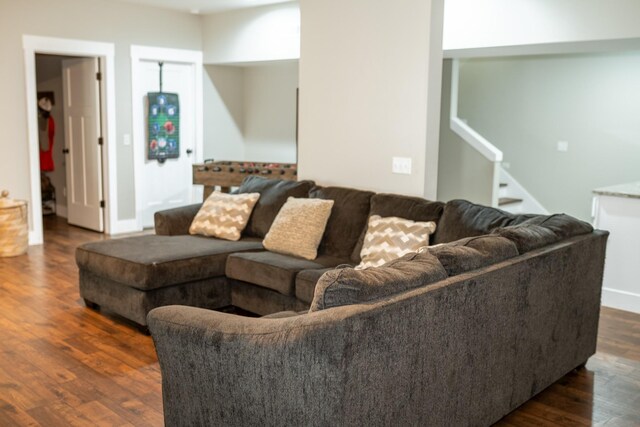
top-left (186, 149), bottom-right (193, 154)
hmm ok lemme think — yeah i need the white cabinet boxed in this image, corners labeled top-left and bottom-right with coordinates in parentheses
top-left (593, 182), bottom-right (640, 314)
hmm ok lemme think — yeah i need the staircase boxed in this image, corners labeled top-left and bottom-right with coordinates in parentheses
top-left (498, 167), bottom-right (548, 214)
top-left (447, 59), bottom-right (548, 215)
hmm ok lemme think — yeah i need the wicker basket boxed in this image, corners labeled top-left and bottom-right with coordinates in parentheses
top-left (0, 190), bottom-right (28, 257)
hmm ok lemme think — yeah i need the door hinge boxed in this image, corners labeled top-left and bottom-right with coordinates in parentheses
top-left (98, 137), bottom-right (104, 146)
top-left (96, 72), bottom-right (102, 81)
top-left (100, 200), bottom-right (105, 208)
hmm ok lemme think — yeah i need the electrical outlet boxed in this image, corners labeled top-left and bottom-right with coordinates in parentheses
top-left (123, 134), bottom-right (131, 146)
top-left (557, 141), bottom-right (569, 152)
top-left (392, 157), bottom-right (412, 175)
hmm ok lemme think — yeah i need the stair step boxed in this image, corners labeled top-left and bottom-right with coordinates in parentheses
top-left (499, 197), bottom-right (523, 206)
top-left (500, 183), bottom-right (508, 188)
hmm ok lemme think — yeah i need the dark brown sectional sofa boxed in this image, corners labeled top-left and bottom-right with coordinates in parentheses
top-left (76, 176), bottom-right (608, 426)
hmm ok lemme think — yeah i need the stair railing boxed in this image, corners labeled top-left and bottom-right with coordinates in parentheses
top-left (449, 59), bottom-right (503, 207)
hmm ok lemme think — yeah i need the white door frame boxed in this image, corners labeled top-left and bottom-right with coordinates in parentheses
top-left (23, 35), bottom-right (118, 244)
top-left (130, 45), bottom-right (204, 230)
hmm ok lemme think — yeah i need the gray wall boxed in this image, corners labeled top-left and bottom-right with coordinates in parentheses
top-left (203, 65), bottom-right (245, 161)
top-left (243, 62), bottom-right (298, 163)
top-left (437, 60), bottom-right (495, 206)
top-left (458, 52), bottom-right (640, 220)
top-left (203, 62), bottom-right (299, 163)
top-left (1, 0), bottom-right (202, 225)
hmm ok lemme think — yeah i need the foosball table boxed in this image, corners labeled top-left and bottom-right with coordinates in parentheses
top-left (193, 160), bottom-right (298, 199)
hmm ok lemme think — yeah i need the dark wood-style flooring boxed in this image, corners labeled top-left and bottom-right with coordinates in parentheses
top-left (0, 216), bottom-right (639, 426)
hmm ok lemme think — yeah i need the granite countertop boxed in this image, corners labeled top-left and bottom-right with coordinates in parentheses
top-left (593, 182), bottom-right (640, 199)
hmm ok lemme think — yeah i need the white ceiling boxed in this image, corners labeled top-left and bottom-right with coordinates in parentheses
top-left (108, 0), bottom-right (294, 14)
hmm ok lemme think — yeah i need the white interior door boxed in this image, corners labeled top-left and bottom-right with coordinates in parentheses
top-left (62, 57), bottom-right (104, 232)
top-left (138, 61), bottom-right (196, 228)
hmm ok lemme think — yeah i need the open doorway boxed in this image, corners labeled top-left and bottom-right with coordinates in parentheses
top-left (35, 54), bottom-right (105, 234)
top-left (24, 36), bottom-right (118, 245)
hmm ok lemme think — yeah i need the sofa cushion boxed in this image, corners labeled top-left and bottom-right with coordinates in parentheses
top-left (154, 203), bottom-right (202, 236)
top-left (309, 186), bottom-right (374, 259)
top-left (76, 235), bottom-right (263, 291)
top-left (295, 268), bottom-right (335, 303)
top-left (310, 251), bottom-right (447, 311)
top-left (226, 251), bottom-right (349, 296)
top-left (525, 213), bottom-right (594, 239)
top-left (263, 197), bottom-right (334, 260)
top-left (492, 224), bottom-right (558, 253)
top-left (352, 194), bottom-right (445, 261)
top-left (189, 192), bottom-right (260, 241)
top-left (238, 176), bottom-right (315, 238)
top-left (493, 213), bottom-right (593, 253)
top-left (433, 199), bottom-right (538, 244)
top-left (357, 215), bottom-right (436, 269)
top-left (428, 235), bottom-right (519, 276)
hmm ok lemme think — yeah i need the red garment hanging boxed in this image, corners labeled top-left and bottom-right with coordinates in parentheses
top-left (39, 116), bottom-right (55, 172)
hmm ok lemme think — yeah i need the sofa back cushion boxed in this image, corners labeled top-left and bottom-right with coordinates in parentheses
top-left (433, 199), bottom-right (537, 244)
top-left (493, 213), bottom-right (593, 253)
top-left (428, 235), bottom-right (518, 276)
top-left (310, 251), bottom-right (447, 311)
top-left (351, 194), bottom-right (445, 261)
top-left (238, 176), bottom-right (315, 238)
top-left (309, 186), bottom-right (374, 259)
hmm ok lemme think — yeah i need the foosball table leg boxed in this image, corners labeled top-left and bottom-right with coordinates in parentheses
top-left (203, 186), bottom-right (215, 200)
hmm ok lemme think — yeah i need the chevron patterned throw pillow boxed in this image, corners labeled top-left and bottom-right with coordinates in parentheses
top-left (356, 215), bottom-right (437, 269)
top-left (189, 192), bottom-right (261, 241)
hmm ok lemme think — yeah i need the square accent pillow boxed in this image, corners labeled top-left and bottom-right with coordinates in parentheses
top-left (189, 192), bottom-right (261, 241)
top-left (357, 215), bottom-right (437, 269)
top-left (263, 197), bottom-right (334, 260)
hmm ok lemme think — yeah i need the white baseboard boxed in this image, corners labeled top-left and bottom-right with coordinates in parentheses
top-left (28, 229), bottom-right (43, 246)
top-left (55, 204), bottom-right (68, 218)
top-left (601, 287), bottom-right (640, 315)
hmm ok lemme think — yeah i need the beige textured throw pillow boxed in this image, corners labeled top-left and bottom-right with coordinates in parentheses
top-left (356, 215), bottom-right (437, 269)
top-left (189, 192), bottom-right (261, 241)
top-left (263, 197), bottom-right (334, 260)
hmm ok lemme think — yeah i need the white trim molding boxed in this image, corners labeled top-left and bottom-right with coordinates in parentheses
top-left (449, 59), bottom-right (503, 163)
top-left (602, 287), bottom-right (640, 315)
top-left (448, 59), bottom-right (503, 207)
top-left (130, 45), bottom-right (204, 230)
top-left (23, 35), bottom-right (117, 244)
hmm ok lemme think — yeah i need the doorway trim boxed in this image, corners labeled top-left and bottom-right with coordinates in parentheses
top-left (130, 45), bottom-right (204, 230)
top-left (23, 35), bottom-right (118, 244)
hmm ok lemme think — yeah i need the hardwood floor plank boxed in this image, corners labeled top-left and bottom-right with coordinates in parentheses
top-left (1, 216), bottom-right (639, 426)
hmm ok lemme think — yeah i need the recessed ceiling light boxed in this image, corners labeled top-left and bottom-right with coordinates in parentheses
top-left (190, 8), bottom-right (200, 14)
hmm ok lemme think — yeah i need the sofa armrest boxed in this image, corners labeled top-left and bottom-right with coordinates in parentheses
top-left (154, 204), bottom-right (202, 235)
top-left (147, 305), bottom-right (350, 426)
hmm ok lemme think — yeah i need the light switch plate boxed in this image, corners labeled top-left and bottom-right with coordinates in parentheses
top-left (392, 157), bottom-right (412, 175)
top-left (123, 134), bottom-right (131, 146)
